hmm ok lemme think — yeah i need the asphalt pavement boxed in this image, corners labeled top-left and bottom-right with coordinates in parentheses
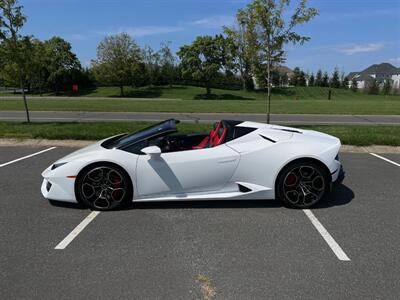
top-left (1, 146), bottom-right (400, 299)
top-left (1, 111), bottom-right (400, 125)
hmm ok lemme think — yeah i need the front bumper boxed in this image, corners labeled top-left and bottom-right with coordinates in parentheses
top-left (335, 165), bottom-right (345, 184)
top-left (41, 165), bottom-right (78, 203)
top-left (330, 165), bottom-right (345, 191)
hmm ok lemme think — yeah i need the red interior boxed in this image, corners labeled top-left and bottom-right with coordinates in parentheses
top-left (193, 122), bottom-right (226, 149)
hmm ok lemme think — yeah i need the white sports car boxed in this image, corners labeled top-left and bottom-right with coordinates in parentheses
top-left (41, 119), bottom-right (344, 210)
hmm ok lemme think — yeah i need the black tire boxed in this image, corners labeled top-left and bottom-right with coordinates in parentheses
top-left (276, 160), bottom-right (329, 209)
top-left (75, 162), bottom-right (133, 211)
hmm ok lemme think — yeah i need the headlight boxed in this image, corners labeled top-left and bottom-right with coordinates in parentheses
top-left (51, 162), bottom-right (68, 170)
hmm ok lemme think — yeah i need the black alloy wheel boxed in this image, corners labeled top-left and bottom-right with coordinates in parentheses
top-left (76, 163), bottom-right (132, 211)
top-left (277, 161), bottom-right (328, 208)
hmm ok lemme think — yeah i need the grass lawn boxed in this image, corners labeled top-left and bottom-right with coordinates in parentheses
top-left (1, 85), bottom-right (399, 115)
top-left (3, 85), bottom-right (400, 100)
top-left (1, 98), bottom-right (400, 115)
top-left (1, 122), bottom-right (399, 146)
top-left (19, 85), bottom-right (400, 101)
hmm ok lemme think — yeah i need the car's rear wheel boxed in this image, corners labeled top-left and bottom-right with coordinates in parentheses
top-left (76, 163), bottom-right (132, 211)
top-left (276, 160), bottom-right (329, 208)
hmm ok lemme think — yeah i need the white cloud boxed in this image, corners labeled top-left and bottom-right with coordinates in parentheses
top-left (97, 26), bottom-right (183, 38)
top-left (338, 43), bottom-right (384, 55)
top-left (191, 15), bottom-right (235, 29)
top-left (389, 57), bottom-right (400, 63)
top-left (75, 15), bottom-right (235, 40)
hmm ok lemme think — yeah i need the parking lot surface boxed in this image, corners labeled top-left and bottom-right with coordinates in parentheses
top-left (1, 146), bottom-right (399, 299)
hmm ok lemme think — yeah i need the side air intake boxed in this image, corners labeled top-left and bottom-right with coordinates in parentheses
top-left (277, 129), bottom-right (302, 134)
top-left (238, 184), bottom-right (252, 193)
top-left (259, 134), bottom-right (276, 143)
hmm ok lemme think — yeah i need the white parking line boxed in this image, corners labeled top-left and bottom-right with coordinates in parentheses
top-left (370, 153), bottom-right (400, 167)
top-left (303, 209), bottom-right (350, 261)
top-left (55, 211), bottom-right (100, 250)
top-left (0, 147), bottom-right (57, 168)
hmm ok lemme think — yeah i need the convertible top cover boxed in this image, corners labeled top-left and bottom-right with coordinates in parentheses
top-left (102, 119), bottom-right (179, 149)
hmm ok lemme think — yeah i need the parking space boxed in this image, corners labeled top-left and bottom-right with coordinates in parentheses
top-left (1, 146), bottom-right (399, 299)
top-left (0, 146), bottom-right (53, 165)
top-left (385, 154), bottom-right (400, 164)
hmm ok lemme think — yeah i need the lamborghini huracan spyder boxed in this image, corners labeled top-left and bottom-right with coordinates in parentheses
top-left (42, 119), bottom-right (344, 210)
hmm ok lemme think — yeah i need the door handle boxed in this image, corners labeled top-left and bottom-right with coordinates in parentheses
top-left (218, 159), bottom-right (237, 164)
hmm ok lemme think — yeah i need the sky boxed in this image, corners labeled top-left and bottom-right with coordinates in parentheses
top-left (19, 0), bottom-right (400, 75)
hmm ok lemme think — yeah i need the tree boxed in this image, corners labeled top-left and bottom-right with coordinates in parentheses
top-left (159, 42), bottom-right (177, 86)
top-left (142, 45), bottom-right (161, 86)
top-left (0, 36), bottom-right (36, 91)
top-left (331, 67), bottom-right (340, 88)
top-left (31, 39), bottom-right (50, 95)
top-left (309, 73), bottom-right (315, 86)
top-left (178, 35), bottom-right (229, 95)
top-left (341, 76), bottom-right (349, 89)
top-left (281, 72), bottom-right (289, 86)
top-left (241, 0), bottom-right (318, 123)
top-left (44, 37), bottom-right (81, 94)
top-left (383, 80), bottom-right (391, 95)
top-left (351, 77), bottom-right (358, 92)
top-left (368, 79), bottom-right (379, 95)
top-left (291, 67), bottom-right (306, 86)
top-left (340, 72), bottom-right (347, 89)
top-left (382, 80), bottom-right (392, 95)
top-left (321, 72), bottom-right (329, 87)
top-left (92, 33), bottom-right (142, 96)
top-left (315, 69), bottom-right (322, 86)
top-left (0, 0), bottom-right (30, 122)
top-left (223, 9), bottom-right (254, 90)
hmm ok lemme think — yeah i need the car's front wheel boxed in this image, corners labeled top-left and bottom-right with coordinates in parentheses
top-left (276, 160), bottom-right (329, 208)
top-left (76, 163), bottom-right (132, 211)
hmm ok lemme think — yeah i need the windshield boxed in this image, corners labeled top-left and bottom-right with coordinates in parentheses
top-left (102, 119), bottom-right (178, 149)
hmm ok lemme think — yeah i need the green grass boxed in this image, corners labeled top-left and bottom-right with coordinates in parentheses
top-left (1, 98), bottom-right (400, 115)
top-left (1, 121), bottom-right (399, 146)
top-left (5, 85), bottom-right (400, 100)
top-left (298, 125), bottom-right (400, 146)
top-left (1, 86), bottom-right (399, 115)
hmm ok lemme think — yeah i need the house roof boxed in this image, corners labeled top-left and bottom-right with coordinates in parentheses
top-left (346, 72), bottom-right (360, 79)
top-left (273, 65), bottom-right (294, 75)
top-left (361, 63), bottom-right (399, 75)
top-left (355, 74), bottom-right (375, 82)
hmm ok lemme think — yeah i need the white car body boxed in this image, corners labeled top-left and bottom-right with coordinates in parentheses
top-left (41, 120), bottom-right (342, 204)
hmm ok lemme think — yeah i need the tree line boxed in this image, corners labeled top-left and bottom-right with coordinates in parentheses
top-left (286, 67), bottom-right (348, 88)
top-left (1, 0), bottom-right (320, 123)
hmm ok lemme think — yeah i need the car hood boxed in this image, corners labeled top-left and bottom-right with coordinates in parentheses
top-left (54, 134), bottom-right (123, 163)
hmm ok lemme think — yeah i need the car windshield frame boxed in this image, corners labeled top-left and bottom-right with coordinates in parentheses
top-left (102, 119), bottom-right (179, 150)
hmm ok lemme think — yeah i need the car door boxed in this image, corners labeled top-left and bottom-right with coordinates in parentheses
top-left (136, 145), bottom-right (240, 198)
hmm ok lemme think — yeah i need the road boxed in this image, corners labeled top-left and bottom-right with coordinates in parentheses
top-left (1, 146), bottom-right (400, 299)
top-left (1, 111), bottom-right (400, 125)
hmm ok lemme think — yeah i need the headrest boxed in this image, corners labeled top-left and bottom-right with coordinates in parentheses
top-left (218, 127), bottom-right (224, 137)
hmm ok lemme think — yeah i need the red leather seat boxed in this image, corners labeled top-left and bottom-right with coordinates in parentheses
top-left (211, 126), bottom-right (228, 147)
top-left (193, 122), bottom-right (221, 149)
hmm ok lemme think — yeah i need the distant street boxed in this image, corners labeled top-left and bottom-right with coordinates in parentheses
top-left (0, 111), bottom-right (399, 125)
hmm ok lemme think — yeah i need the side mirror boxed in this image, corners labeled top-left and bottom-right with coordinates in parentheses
top-left (141, 146), bottom-right (161, 157)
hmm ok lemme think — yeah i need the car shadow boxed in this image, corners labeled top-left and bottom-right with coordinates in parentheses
top-left (48, 200), bottom-right (87, 210)
top-left (123, 199), bottom-right (283, 210)
top-left (312, 183), bottom-right (354, 209)
top-left (48, 183), bottom-right (354, 211)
